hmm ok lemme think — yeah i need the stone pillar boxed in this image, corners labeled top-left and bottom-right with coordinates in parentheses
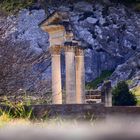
top-left (101, 81), bottom-right (112, 107)
top-left (65, 46), bottom-right (76, 104)
top-left (75, 47), bottom-right (85, 104)
top-left (107, 90), bottom-right (112, 107)
top-left (50, 46), bottom-right (62, 104)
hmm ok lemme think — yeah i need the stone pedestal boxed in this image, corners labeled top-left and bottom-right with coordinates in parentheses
top-left (65, 46), bottom-right (76, 104)
top-left (75, 48), bottom-right (85, 104)
top-left (50, 46), bottom-right (62, 104)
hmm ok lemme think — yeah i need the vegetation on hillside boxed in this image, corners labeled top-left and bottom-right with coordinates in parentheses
top-left (0, 0), bottom-right (34, 14)
top-left (112, 81), bottom-right (137, 106)
top-left (0, 0), bottom-right (140, 14)
top-left (86, 70), bottom-right (114, 89)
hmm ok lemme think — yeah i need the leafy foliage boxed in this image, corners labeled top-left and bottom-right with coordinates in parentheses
top-left (132, 86), bottom-right (140, 96)
top-left (132, 86), bottom-right (140, 106)
top-left (112, 81), bottom-right (137, 106)
top-left (0, 0), bottom-right (140, 14)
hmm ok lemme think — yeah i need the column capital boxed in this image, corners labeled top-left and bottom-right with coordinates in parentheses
top-left (63, 45), bottom-right (76, 52)
top-left (75, 47), bottom-right (84, 56)
top-left (49, 46), bottom-right (62, 55)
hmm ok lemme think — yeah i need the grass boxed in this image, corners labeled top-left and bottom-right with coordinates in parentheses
top-left (86, 70), bottom-right (114, 90)
top-left (0, 96), bottom-right (39, 127)
top-left (0, 109), bottom-right (31, 128)
top-left (0, 93), bottom-right (52, 125)
top-left (0, 96), bottom-right (33, 121)
top-left (0, 95), bottom-right (97, 127)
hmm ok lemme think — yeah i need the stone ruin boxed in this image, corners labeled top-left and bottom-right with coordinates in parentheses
top-left (39, 11), bottom-right (112, 106)
top-left (39, 11), bottom-right (85, 104)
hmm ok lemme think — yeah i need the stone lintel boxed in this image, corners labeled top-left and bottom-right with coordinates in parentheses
top-left (49, 46), bottom-right (62, 55)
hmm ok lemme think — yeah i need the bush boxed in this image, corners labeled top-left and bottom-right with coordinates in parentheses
top-left (112, 81), bottom-right (137, 106)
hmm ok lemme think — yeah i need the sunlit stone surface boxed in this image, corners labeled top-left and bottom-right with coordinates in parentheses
top-left (65, 46), bottom-right (76, 104)
top-left (50, 46), bottom-right (62, 104)
top-left (75, 47), bottom-right (85, 104)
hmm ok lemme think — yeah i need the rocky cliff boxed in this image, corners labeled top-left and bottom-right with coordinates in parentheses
top-left (0, 0), bottom-right (140, 94)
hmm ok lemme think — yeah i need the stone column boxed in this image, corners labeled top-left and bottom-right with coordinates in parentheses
top-left (101, 81), bottom-right (112, 107)
top-left (75, 47), bottom-right (85, 104)
top-left (65, 46), bottom-right (76, 104)
top-left (106, 90), bottom-right (112, 107)
top-left (50, 46), bottom-right (62, 104)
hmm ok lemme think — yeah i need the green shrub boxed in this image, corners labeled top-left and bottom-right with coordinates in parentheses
top-left (112, 81), bottom-right (137, 106)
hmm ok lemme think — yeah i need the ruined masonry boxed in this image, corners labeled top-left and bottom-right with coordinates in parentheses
top-left (40, 11), bottom-right (85, 104)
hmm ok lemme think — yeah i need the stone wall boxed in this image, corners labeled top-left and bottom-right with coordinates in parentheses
top-left (1, 104), bottom-right (140, 119)
top-left (29, 104), bottom-right (140, 119)
top-left (106, 106), bottom-right (140, 116)
top-left (31, 104), bottom-right (105, 119)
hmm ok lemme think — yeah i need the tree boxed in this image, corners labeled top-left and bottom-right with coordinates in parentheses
top-left (0, 13), bottom-right (52, 102)
top-left (112, 81), bottom-right (137, 106)
top-left (0, 38), bottom-right (51, 96)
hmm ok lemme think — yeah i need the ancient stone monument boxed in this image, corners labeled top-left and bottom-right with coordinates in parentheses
top-left (39, 11), bottom-right (85, 104)
top-left (101, 81), bottom-right (112, 107)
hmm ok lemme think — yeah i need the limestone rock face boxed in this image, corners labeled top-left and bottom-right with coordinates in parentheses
top-left (0, 1), bottom-right (140, 93)
top-left (74, 1), bottom-right (93, 12)
top-left (0, 10), bottom-right (51, 94)
top-left (110, 53), bottom-right (140, 87)
top-left (68, 1), bottom-right (140, 83)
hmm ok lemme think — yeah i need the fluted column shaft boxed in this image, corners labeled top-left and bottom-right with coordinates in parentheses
top-left (75, 48), bottom-right (85, 104)
top-left (50, 46), bottom-right (62, 104)
top-left (65, 46), bottom-right (76, 104)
